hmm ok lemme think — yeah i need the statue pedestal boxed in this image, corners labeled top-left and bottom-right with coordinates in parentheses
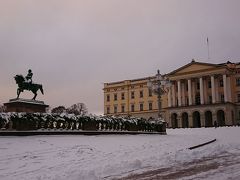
top-left (4, 98), bottom-right (49, 113)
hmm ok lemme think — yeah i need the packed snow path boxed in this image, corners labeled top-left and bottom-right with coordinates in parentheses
top-left (0, 127), bottom-right (240, 180)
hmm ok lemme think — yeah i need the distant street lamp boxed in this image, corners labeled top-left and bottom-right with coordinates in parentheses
top-left (147, 70), bottom-right (172, 121)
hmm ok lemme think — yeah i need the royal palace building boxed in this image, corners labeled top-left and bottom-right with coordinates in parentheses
top-left (103, 60), bottom-right (240, 128)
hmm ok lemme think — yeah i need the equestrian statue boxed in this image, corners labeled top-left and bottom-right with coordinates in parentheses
top-left (14, 69), bottom-right (44, 100)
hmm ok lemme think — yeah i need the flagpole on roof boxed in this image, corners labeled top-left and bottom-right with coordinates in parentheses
top-left (207, 37), bottom-right (210, 60)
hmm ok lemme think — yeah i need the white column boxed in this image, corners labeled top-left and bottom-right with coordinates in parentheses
top-left (215, 78), bottom-right (219, 102)
top-left (211, 76), bottom-right (216, 103)
top-left (203, 78), bottom-right (208, 104)
top-left (188, 79), bottom-right (192, 105)
top-left (172, 83), bottom-right (176, 107)
top-left (227, 76), bottom-right (232, 102)
top-left (200, 77), bottom-right (204, 104)
top-left (182, 83), bottom-right (185, 106)
top-left (168, 89), bottom-right (172, 107)
top-left (223, 74), bottom-right (228, 102)
top-left (192, 80), bottom-right (196, 105)
top-left (177, 80), bottom-right (181, 106)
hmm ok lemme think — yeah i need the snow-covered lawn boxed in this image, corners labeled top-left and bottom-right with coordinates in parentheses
top-left (0, 127), bottom-right (240, 180)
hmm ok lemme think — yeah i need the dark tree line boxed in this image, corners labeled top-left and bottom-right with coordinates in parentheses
top-left (51, 103), bottom-right (88, 116)
top-left (0, 103), bottom-right (87, 115)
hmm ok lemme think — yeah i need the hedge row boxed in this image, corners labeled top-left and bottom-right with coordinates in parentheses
top-left (0, 113), bottom-right (166, 132)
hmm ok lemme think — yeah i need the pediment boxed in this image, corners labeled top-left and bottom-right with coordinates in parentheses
top-left (168, 61), bottom-right (223, 76)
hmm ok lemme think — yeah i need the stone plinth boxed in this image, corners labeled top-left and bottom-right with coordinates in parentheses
top-left (4, 98), bottom-right (49, 113)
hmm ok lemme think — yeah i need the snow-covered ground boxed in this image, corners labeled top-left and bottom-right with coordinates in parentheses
top-left (0, 127), bottom-right (240, 180)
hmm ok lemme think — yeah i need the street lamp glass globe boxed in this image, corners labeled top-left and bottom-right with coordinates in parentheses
top-left (161, 81), bottom-right (166, 86)
top-left (156, 74), bottom-right (163, 81)
top-left (147, 80), bottom-right (152, 88)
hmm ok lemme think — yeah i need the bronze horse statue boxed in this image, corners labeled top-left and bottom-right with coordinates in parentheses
top-left (14, 75), bottom-right (44, 100)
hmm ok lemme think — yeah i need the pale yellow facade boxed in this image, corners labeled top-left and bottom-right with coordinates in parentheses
top-left (103, 61), bottom-right (240, 128)
top-left (103, 78), bottom-right (168, 119)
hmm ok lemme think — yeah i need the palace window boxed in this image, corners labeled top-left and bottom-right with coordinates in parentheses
top-left (196, 82), bottom-right (200, 90)
top-left (220, 80), bottom-right (224, 87)
top-left (131, 91), bottom-right (135, 99)
top-left (106, 94), bottom-right (110, 102)
top-left (208, 81), bottom-right (211, 88)
top-left (195, 95), bottom-right (200, 105)
top-left (140, 90), bottom-right (143, 98)
top-left (140, 103), bottom-right (144, 111)
top-left (236, 78), bottom-right (240, 86)
top-left (220, 94), bottom-right (224, 102)
top-left (237, 94), bottom-right (240, 102)
top-left (106, 107), bottom-right (110, 114)
top-left (148, 89), bottom-right (152, 97)
top-left (121, 105), bottom-right (125, 113)
top-left (209, 96), bottom-right (212, 104)
top-left (149, 102), bottom-right (152, 110)
top-left (114, 105), bottom-right (118, 113)
top-left (114, 94), bottom-right (117, 101)
top-left (131, 104), bottom-right (135, 112)
top-left (121, 92), bottom-right (125, 100)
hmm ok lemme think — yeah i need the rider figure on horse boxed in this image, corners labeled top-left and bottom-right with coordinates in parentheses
top-left (25, 69), bottom-right (33, 84)
top-left (15, 70), bottom-right (44, 100)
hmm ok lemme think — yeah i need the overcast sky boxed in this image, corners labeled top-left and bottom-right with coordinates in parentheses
top-left (0, 0), bottom-right (240, 114)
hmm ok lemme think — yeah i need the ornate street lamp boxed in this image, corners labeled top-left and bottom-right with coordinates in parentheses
top-left (147, 70), bottom-right (171, 121)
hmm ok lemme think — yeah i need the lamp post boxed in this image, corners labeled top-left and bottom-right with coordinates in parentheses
top-left (147, 70), bottom-right (171, 121)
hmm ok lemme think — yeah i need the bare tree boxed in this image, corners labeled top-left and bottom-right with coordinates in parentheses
top-left (51, 106), bottom-right (66, 114)
top-left (67, 103), bottom-right (88, 116)
top-left (45, 106), bottom-right (51, 113)
top-left (0, 104), bottom-right (5, 113)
